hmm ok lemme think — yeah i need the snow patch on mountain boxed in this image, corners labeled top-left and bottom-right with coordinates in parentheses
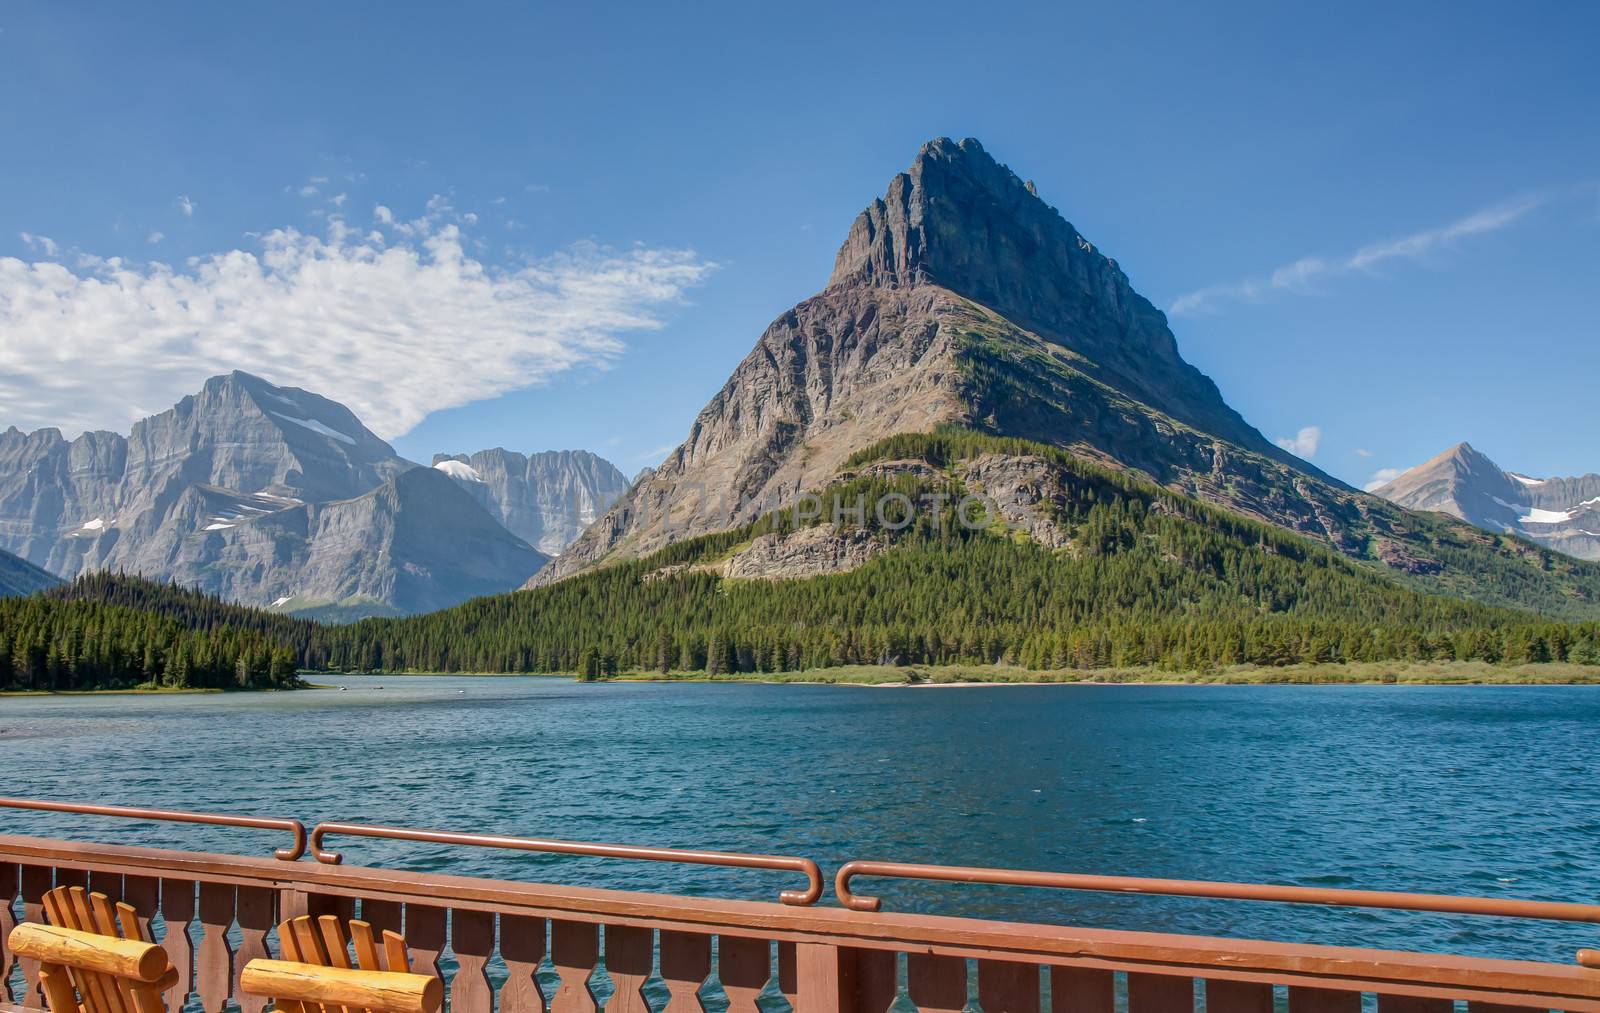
top-left (271, 412), bottom-right (357, 445)
top-left (434, 460), bottom-right (484, 483)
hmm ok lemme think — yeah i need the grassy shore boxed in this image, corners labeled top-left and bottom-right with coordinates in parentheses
top-left (603, 660), bottom-right (1600, 686)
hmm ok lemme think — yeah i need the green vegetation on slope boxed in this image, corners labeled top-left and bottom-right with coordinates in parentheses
top-left (310, 431), bottom-right (1600, 676)
top-left (956, 316), bottom-right (1600, 621)
top-left (2, 585), bottom-right (301, 692)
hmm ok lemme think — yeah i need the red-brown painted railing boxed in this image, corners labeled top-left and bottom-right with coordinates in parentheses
top-left (5, 799), bottom-right (1600, 1013)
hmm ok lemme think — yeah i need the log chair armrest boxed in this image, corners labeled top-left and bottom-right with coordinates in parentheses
top-left (6, 924), bottom-right (169, 982)
top-left (239, 959), bottom-right (443, 1013)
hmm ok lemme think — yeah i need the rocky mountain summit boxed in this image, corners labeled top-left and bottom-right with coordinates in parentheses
top-left (431, 449), bottom-right (630, 555)
top-left (530, 138), bottom-right (1600, 619)
top-left (1375, 443), bottom-right (1600, 561)
top-left (0, 372), bottom-right (547, 617)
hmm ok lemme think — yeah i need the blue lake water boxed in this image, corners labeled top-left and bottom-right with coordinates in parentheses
top-left (2, 677), bottom-right (1598, 965)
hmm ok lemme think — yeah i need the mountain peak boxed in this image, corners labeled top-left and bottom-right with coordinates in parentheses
top-left (827, 137), bottom-right (1285, 460)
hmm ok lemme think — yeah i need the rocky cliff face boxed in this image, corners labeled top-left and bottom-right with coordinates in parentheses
top-left (430, 449), bottom-right (630, 555)
top-left (1376, 443), bottom-right (1600, 561)
top-left (0, 372), bottom-right (547, 615)
top-left (531, 137), bottom-right (1359, 588)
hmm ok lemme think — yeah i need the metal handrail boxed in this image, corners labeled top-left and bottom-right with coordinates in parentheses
top-left (309, 821), bottom-right (826, 906)
top-left (835, 859), bottom-right (1600, 925)
top-left (0, 796), bottom-right (308, 861)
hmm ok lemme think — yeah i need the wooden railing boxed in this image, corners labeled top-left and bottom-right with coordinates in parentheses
top-left (3, 816), bottom-right (1600, 1012)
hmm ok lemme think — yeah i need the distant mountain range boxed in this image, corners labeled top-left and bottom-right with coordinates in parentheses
top-left (430, 449), bottom-right (630, 555)
top-left (1375, 443), bottom-right (1600, 561)
top-left (0, 372), bottom-right (628, 616)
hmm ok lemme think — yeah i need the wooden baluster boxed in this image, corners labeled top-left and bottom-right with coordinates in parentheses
top-left (603, 924), bottom-right (651, 1013)
top-left (120, 877), bottom-right (158, 944)
top-left (1289, 988), bottom-right (1361, 1013)
top-left (360, 900), bottom-right (403, 940)
top-left (718, 935), bottom-right (770, 1013)
top-left (1051, 968), bottom-right (1114, 1013)
top-left (658, 930), bottom-right (710, 1013)
top-left (0, 862), bottom-right (18, 1003)
top-left (1128, 973), bottom-right (1194, 1013)
top-left (1205, 980), bottom-right (1274, 1013)
top-left (234, 887), bottom-right (275, 1013)
top-left (19, 865), bottom-right (52, 1004)
top-left (158, 879), bottom-right (196, 1011)
top-left (88, 872), bottom-right (123, 904)
top-left (53, 868), bottom-right (87, 891)
top-left (1465, 1005), bottom-right (1530, 1013)
top-left (794, 942), bottom-right (857, 1013)
top-left (500, 914), bottom-right (548, 1013)
top-left (852, 948), bottom-right (897, 1013)
top-left (776, 941), bottom-right (798, 1011)
top-left (977, 959), bottom-right (1040, 1013)
top-left (403, 904), bottom-right (447, 981)
top-left (451, 909), bottom-right (496, 1013)
top-left (906, 953), bottom-right (966, 1013)
top-left (195, 882), bottom-right (236, 1013)
top-left (1377, 998), bottom-right (1452, 1013)
top-left (549, 920), bottom-right (599, 1013)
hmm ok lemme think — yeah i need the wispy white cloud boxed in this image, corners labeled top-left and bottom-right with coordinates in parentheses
top-left (176, 195), bottom-right (196, 217)
top-left (19, 233), bottom-right (58, 257)
top-left (632, 442), bottom-right (680, 463)
top-left (0, 202), bottom-right (715, 439)
top-left (1275, 425), bottom-right (1322, 460)
top-left (1353, 447), bottom-right (1372, 458)
top-left (146, 231), bottom-right (165, 245)
top-left (1170, 193), bottom-right (1549, 317)
top-left (298, 184), bottom-right (319, 197)
top-left (1364, 467), bottom-right (1403, 492)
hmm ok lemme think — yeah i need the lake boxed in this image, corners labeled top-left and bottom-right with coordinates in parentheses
top-left (2, 677), bottom-right (1597, 965)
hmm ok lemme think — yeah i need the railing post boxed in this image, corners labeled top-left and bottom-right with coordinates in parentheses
top-left (795, 941), bottom-right (858, 1013)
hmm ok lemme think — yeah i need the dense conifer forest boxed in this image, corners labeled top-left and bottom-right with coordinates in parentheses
top-left (312, 432), bottom-right (1600, 676)
top-left (0, 587), bottom-right (301, 691)
top-left (6, 431), bottom-right (1599, 687)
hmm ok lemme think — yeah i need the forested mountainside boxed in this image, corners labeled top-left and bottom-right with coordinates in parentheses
top-left (531, 138), bottom-right (1598, 622)
top-left (313, 432), bottom-right (1600, 676)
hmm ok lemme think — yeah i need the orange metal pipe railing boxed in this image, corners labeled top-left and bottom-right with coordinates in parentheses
top-left (834, 859), bottom-right (1600, 966)
top-left (308, 821), bottom-right (825, 905)
top-left (0, 796), bottom-right (308, 861)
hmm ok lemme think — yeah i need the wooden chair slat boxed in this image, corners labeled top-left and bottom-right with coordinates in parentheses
top-left (349, 921), bottom-right (383, 973)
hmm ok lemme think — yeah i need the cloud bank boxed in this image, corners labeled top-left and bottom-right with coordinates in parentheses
top-left (1364, 467), bottom-right (1403, 492)
top-left (0, 207), bottom-right (713, 438)
top-left (1275, 425), bottom-right (1322, 459)
top-left (1169, 193), bottom-right (1548, 317)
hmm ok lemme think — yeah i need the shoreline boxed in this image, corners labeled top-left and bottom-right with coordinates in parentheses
top-left (598, 660), bottom-right (1600, 687)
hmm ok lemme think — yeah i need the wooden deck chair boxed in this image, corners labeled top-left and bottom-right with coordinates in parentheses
top-left (239, 915), bottom-right (441, 1013)
top-left (7, 886), bottom-right (177, 1013)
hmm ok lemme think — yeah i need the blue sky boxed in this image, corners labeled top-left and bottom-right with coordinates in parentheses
top-left (2, 1), bottom-right (1595, 491)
